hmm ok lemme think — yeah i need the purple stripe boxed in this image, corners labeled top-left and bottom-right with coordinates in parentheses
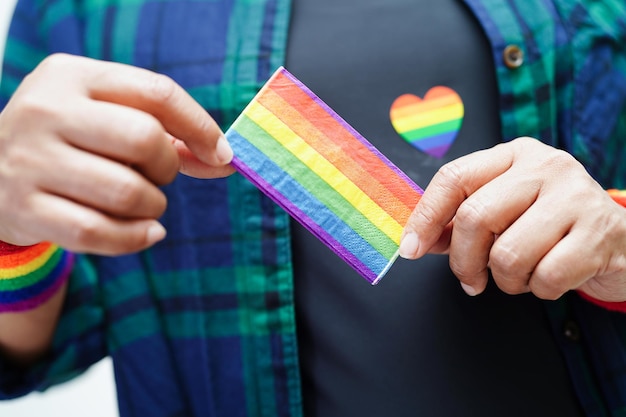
top-left (231, 156), bottom-right (378, 283)
top-left (279, 68), bottom-right (423, 194)
top-left (426, 144), bottom-right (451, 158)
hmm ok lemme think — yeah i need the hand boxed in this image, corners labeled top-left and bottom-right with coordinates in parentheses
top-left (0, 54), bottom-right (235, 255)
top-left (399, 137), bottom-right (626, 302)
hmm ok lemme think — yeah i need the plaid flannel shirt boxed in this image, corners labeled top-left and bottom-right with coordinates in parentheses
top-left (0, 0), bottom-right (625, 416)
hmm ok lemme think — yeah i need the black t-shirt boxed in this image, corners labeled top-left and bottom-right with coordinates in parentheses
top-left (286, 1), bottom-right (585, 416)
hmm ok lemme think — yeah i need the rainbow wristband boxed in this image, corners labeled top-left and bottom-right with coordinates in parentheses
top-left (0, 242), bottom-right (74, 313)
top-left (576, 189), bottom-right (626, 313)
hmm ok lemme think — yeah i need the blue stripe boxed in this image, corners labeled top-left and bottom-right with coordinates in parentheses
top-left (409, 130), bottom-right (458, 148)
top-left (108, 294), bottom-right (240, 323)
top-left (227, 129), bottom-right (390, 277)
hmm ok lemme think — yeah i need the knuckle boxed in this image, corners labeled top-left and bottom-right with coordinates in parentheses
top-left (455, 199), bottom-right (489, 231)
top-left (511, 136), bottom-right (537, 147)
top-left (489, 243), bottom-right (531, 295)
top-left (492, 274), bottom-right (528, 295)
top-left (108, 177), bottom-right (144, 212)
top-left (12, 94), bottom-right (59, 123)
top-left (529, 270), bottom-right (568, 300)
top-left (448, 257), bottom-right (479, 282)
top-left (436, 161), bottom-right (465, 190)
top-left (145, 73), bottom-right (178, 105)
top-left (542, 149), bottom-right (577, 171)
top-left (66, 214), bottom-right (145, 256)
top-left (1, 145), bottom-right (34, 175)
top-left (69, 216), bottom-right (103, 249)
top-left (448, 260), bottom-right (468, 281)
top-left (496, 284), bottom-right (527, 296)
top-left (490, 242), bottom-right (524, 276)
top-left (413, 199), bottom-right (439, 227)
top-left (126, 115), bottom-right (163, 154)
top-left (37, 53), bottom-right (73, 72)
top-left (148, 191), bottom-right (168, 218)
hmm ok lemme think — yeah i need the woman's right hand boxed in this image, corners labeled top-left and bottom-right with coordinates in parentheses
top-left (0, 53), bottom-right (234, 255)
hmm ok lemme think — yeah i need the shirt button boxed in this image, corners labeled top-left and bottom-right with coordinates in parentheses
top-left (563, 320), bottom-right (581, 342)
top-left (503, 44), bottom-right (524, 69)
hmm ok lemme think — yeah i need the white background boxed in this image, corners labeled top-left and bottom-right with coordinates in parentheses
top-left (0, 1), bottom-right (119, 415)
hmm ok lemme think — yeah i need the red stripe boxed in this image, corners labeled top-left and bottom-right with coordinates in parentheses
top-left (0, 242), bottom-right (53, 268)
top-left (266, 71), bottom-right (420, 219)
top-left (577, 291), bottom-right (626, 313)
top-left (0, 241), bottom-right (33, 255)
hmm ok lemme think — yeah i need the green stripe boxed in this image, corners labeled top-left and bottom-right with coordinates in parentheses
top-left (0, 248), bottom-right (63, 291)
top-left (227, 173), bottom-right (293, 417)
top-left (187, 84), bottom-right (222, 113)
top-left (41, 0), bottom-right (75, 34)
top-left (161, 310), bottom-right (239, 339)
top-left (109, 310), bottom-right (160, 351)
top-left (234, 114), bottom-right (398, 259)
top-left (84, 6), bottom-right (104, 59)
top-left (51, 255), bottom-right (103, 350)
top-left (2, 39), bottom-right (48, 72)
top-left (402, 119), bottom-right (462, 142)
top-left (101, 267), bottom-right (239, 309)
top-left (0, 74), bottom-right (21, 99)
top-left (112, 4), bottom-right (142, 64)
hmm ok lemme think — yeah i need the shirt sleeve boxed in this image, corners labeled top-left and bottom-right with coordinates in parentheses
top-left (0, 252), bottom-right (107, 399)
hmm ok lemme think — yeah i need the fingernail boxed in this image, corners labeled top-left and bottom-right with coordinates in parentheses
top-left (147, 223), bottom-right (166, 245)
top-left (216, 135), bottom-right (233, 164)
top-left (460, 282), bottom-right (478, 296)
top-left (399, 231), bottom-right (419, 259)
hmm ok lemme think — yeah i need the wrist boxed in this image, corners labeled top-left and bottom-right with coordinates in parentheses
top-left (578, 190), bottom-right (626, 311)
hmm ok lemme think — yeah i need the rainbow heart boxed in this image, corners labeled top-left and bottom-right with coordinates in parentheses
top-left (390, 87), bottom-right (464, 158)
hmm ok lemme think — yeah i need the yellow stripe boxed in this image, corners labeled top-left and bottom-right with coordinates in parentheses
top-left (0, 245), bottom-right (58, 280)
top-left (608, 189), bottom-right (626, 197)
top-left (392, 102), bottom-right (464, 132)
top-left (245, 101), bottom-right (404, 244)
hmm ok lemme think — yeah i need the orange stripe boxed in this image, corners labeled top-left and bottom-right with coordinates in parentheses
top-left (608, 189), bottom-right (626, 208)
top-left (267, 72), bottom-right (420, 218)
top-left (0, 242), bottom-right (52, 269)
top-left (256, 89), bottom-right (414, 224)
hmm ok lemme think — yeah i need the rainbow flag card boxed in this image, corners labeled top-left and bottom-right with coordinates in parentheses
top-left (225, 67), bottom-right (423, 284)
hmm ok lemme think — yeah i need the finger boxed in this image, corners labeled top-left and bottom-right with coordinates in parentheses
top-left (447, 168), bottom-right (541, 294)
top-left (427, 222), bottom-right (453, 255)
top-left (173, 139), bottom-right (236, 178)
top-left (529, 229), bottom-right (598, 300)
top-left (529, 201), bottom-right (624, 300)
top-left (26, 192), bottom-right (166, 255)
top-left (38, 143), bottom-right (168, 220)
top-left (488, 198), bottom-right (573, 295)
top-left (401, 143), bottom-right (514, 259)
top-left (74, 57), bottom-right (233, 167)
top-left (61, 99), bottom-right (180, 185)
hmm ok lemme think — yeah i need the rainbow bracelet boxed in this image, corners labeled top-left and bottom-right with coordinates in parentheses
top-left (0, 242), bottom-right (74, 313)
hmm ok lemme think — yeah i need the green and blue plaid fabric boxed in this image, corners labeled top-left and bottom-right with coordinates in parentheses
top-left (0, 0), bottom-right (625, 416)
